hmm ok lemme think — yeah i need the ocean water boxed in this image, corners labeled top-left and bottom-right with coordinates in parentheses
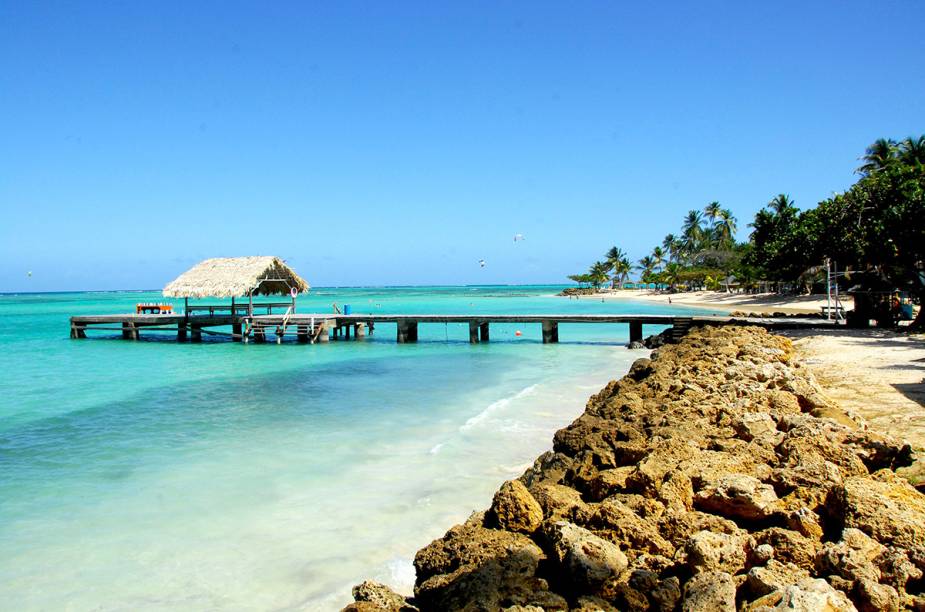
top-left (0, 286), bottom-right (714, 610)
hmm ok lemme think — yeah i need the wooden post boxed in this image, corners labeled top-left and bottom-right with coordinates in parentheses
top-left (297, 325), bottom-right (309, 343)
top-left (345, 324), bottom-right (352, 340)
top-left (252, 324), bottom-right (265, 343)
top-left (479, 322), bottom-right (490, 342)
top-left (177, 322), bottom-right (188, 342)
top-left (191, 324), bottom-right (203, 342)
top-left (318, 321), bottom-right (331, 343)
top-left (397, 321), bottom-right (418, 343)
top-left (70, 322), bottom-right (86, 339)
top-left (629, 321), bottom-right (643, 344)
top-left (469, 321), bottom-right (480, 344)
top-left (355, 323), bottom-right (366, 338)
top-left (232, 321), bottom-right (242, 342)
top-left (542, 320), bottom-right (559, 344)
top-left (122, 321), bottom-right (138, 340)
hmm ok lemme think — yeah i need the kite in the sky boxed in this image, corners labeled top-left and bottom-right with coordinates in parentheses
top-left (479, 259), bottom-right (486, 268)
top-left (513, 233), bottom-right (525, 242)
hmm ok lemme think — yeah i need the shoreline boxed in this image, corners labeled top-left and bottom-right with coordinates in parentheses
top-left (557, 288), bottom-right (852, 315)
top-left (345, 325), bottom-right (925, 611)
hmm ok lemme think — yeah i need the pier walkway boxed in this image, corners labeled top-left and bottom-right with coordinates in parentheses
top-left (70, 312), bottom-right (839, 345)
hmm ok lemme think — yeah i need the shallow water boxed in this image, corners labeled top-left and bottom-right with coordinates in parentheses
top-left (0, 286), bottom-right (715, 610)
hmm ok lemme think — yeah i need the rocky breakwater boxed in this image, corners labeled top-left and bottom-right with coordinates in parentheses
top-left (345, 326), bottom-right (925, 611)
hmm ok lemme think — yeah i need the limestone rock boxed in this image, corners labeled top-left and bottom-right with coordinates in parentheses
top-left (816, 528), bottom-right (885, 584)
top-left (684, 530), bottom-right (748, 575)
top-left (827, 472), bottom-right (925, 549)
top-left (753, 528), bottom-right (820, 571)
top-left (694, 473), bottom-right (779, 521)
top-left (528, 481), bottom-right (591, 523)
top-left (349, 581), bottom-right (416, 611)
top-left (547, 521), bottom-right (628, 591)
top-left (744, 577), bottom-right (858, 611)
top-left (413, 517), bottom-right (547, 610)
top-left (854, 578), bottom-right (900, 612)
top-left (744, 559), bottom-right (811, 598)
top-left (681, 571), bottom-right (736, 612)
top-left (490, 480), bottom-right (544, 534)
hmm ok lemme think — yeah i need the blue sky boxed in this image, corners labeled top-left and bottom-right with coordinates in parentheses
top-left (2, 1), bottom-right (923, 291)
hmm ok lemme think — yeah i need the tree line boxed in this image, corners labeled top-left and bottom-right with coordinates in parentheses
top-left (570, 135), bottom-right (925, 326)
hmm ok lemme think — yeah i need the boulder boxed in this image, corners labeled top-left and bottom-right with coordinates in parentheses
top-left (413, 516), bottom-right (548, 610)
top-left (854, 578), bottom-right (900, 612)
top-left (528, 481), bottom-right (591, 523)
top-left (684, 530), bottom-right (748, 575)
top-left (547, 521), bottom-right (628, 591)
top-left (743, 577), bottom-right (858, 611)
top-left (694, 473), bottom-right (779, 521)
top-left (744, 559), bottom-right (811, 598)
top-left (489, 480), bottom-right (544, 534)
top-left (815, 528), bottom-right (885, 584)
top-left (827, 472), bottom-right (925, 549)
top-left (681, 571), bottom-right (736, 612)
top-left (349, 581), bottom-right (416, 611)
top-left (753, 528), bottom-right (820, 571)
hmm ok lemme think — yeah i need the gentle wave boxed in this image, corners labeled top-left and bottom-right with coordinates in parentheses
top-left (461, 384), bottom-right (538, 432)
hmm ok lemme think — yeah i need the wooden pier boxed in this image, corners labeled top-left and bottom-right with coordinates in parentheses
top-left (70, 311), bottom-right (838, 345)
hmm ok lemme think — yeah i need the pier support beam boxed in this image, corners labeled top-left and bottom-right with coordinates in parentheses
top-left (469, 321), bottom-right (480, 344)
top-left (318, 322), bottom-right (330, 343)
top-left (397, 321), bottom-right (418, 343)
top-left (355, 323), bottom-right (366, 338)
top-left (122, 322), bottom-right (138, 340)
top-left (479, 322), bottom-right (490, 342)
top-left (70, 323), bottom-right (86, 339)
top-left (629, 321), bottom-right (643, 344)
top-left (177, 322), bottom-right (188, 342)
top-left (297, 325), bottom-right (309, 343)
top-left (191, 324), bottom-right (203, 342)
top-left (232, 321), bottom-right (242, 342)
top-left (542, 320), bottom-right (559, 344)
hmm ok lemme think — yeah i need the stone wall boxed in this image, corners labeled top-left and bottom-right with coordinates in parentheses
top-left (346, 326), bottom-right (925, 611)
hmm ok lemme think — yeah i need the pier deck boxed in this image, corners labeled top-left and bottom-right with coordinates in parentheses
top-left (70, 312), bottom-right (839, 344)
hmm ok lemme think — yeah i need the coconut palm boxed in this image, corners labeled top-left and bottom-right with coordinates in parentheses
top-left (637, 255), bottom-right (656, 281)
top-left (768, 194), bottom-right (794, 215)
top-left (663, 262), bottom-right (682, 291)
top-left (681, 209), bottom-right (704, 259)
top-left (857, 138), bottom-right (898, 175)
top-left (588, 261), bottom-right (610, 289)
top-left (662, 234), bottom-right (681, 263)
top-left (651, 246), bottom-right (666, 271)
top-left (714, 208), bottom-right (738, 249)
top-left (604, 246), bottom-right (625, 288)
top-left (704, 201), bottom-right (722, 226)
top-left (898, 135), bottom-right (925, 167)
top-left (613, 256), bottom-right (632, 288)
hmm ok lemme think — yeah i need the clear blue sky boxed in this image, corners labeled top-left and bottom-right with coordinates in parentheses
top-left (2, 1), bottom-right (923, 291)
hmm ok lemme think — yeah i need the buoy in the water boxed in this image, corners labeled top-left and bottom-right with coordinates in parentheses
top-left (515, 330), bottom-right (522, 337)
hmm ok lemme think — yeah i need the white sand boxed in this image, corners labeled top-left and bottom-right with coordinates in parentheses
top-left (579, 289), bottom-right (850, 315)
top-left (784, 329), bottom-right (925, 452)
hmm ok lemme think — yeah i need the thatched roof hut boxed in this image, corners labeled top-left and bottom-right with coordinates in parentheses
top-left (162, 256), bottom-right (309, 298)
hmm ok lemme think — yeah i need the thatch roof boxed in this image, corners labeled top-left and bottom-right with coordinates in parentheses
top-left (162, 256), bottom-right (309, 298)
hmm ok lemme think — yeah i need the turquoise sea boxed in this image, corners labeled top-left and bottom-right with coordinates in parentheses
top-left (0, 286), bottom-right (714, 610)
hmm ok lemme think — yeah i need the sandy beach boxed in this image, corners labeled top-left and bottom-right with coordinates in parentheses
top-left (785, 328), bottom-right (925, 480)
top-left (575, 289), bottom-right (850, 315)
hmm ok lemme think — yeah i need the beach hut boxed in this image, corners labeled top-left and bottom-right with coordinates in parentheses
top-left (163, 256), bottom-right (310, 316)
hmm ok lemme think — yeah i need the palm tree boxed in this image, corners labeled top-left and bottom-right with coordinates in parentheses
top-left (681, 209), bottom-right (704, 260)
top-left (714, 208), bottom-right (738, 249)
top-left (768, 194), bottom-right (794, 215)
top-left (651, 246), bottom-right (666, 271)
top-left (898, 135), bottom-right (925, 167)
top-left (637, 255), bottom-right (656, 281)
top-left (857, 138), bottom-right (897, 175)
top-left (604, 246), bottom-right (625, 288)
top-left (663, 262), bottom-right (682, 291)
top-left (614, 256), bottom-right (632, 288)
top-left (662, 234), bottom-right (681, 263)
top-left (588, 261), bottom-right (610, 289)
top-left (704, 201), bottom-right (722, 226)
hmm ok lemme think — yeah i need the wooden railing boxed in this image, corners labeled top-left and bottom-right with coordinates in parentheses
top-left (185, 302), bottom-right (292, 316)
